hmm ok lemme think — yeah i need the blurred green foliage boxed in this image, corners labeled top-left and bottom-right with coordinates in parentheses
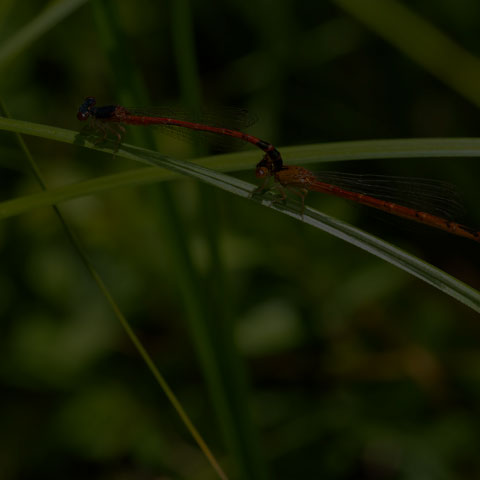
top-left (1, 0), bottom-right (480, 479)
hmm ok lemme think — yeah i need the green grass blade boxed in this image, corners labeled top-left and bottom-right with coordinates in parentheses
top-left (0, 117), bottom-right (479, 312)
top-left (281, 138), bottom-right (480, 163)
top-left (0, 102), bottom-right (227, 480)
top-left (3, 116), bottom-right (480, 164)
top-left (333, 0), bottom-right (480, 107)
top-left (0, 0), bottom-right (87, 68)
top-left (84, 2), bottom-right (235, 477)
top-left (170, 0), bottom-right (202, 107)
top-left (272, 202), bottom-right (480, 313)
top-left (0, 167), bottom-right (177, 219)
top-left (121, 145), bottom-right (480, 313)
top-left (169, 1), bottom-right (268, 477)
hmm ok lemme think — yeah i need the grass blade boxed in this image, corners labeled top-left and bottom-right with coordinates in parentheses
top-left (0, 117), bottom-right (479, 312)
top-left (0, 0), bottom-right (87, 68)
top-left (333, 0), bottom-right (480, 107)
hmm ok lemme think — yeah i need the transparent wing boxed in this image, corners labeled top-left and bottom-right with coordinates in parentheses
top-left (122, 105), bottom-right (259, 151)
top-left (313, 171), bottom-right (466, 221)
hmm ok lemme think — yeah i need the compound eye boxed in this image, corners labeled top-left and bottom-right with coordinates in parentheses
top-left (77, 111), bottom-right (89, 121)
top-left (255, 166), bottom-right (268, 178)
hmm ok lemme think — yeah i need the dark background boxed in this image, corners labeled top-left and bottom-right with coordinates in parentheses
top-left (1, 1), bottom-right (480, 479)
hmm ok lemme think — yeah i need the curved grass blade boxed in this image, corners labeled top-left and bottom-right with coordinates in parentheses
top-left (3, 117), bottom-right (480, 164)
top-left (333, 0), bottom-right (480, 108)
top-left (0, 0), bottom-right (87, 68)
top-left (0, 114), bottom-right (229, 480)
top-left (0, 117), bottom-right (479, 312)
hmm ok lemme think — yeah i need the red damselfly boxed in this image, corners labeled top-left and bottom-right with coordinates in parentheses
top-left (77, 96), bottom-right (283, 169)
top-left (255, 158), bottom-right (480, 243)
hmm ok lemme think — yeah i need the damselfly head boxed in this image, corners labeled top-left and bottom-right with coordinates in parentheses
top-left (255, 157), bottom-right (272, 178)
top-left (255, 165), bottom-right (269, 178)
top-left (77, 96), bottom-right (97, 121)
top-left (255, 155), bottom-right (277, 178)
